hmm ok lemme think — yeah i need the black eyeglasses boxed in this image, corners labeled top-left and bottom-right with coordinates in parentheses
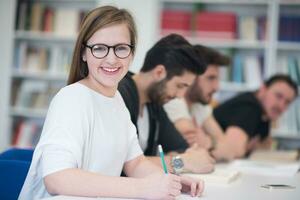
top-left (84, 43), bottom-right (134, 59)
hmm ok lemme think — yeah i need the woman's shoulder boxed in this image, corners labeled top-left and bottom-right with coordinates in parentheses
top-left (52, 83), bottom-right (90, 106)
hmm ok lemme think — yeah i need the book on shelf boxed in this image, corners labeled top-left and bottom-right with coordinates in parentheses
top-left (54, 8), bottom-right (80, 37)
top-left (238, 15), bottom-right (268, 41)
top-left (161, 9), bottom-right (192, 36)
top-left (239, 16), bottom-right (257, 41)
top-left (16, 0), bottom-right (28, 31)
top-left (30, 2), bottom-right (43, 32)
top-left (15, 42), bottom-right (72, 75)
top-left (231, 53), bottom-right (243, 83)
top-left (48, 46), bottom-right (72, 76)
top-left (279, 15), bottom-right (300, 42)
top-left (183, 168), bottom-right (240, 184)
top-left (15, 43), bottom-right (49, 73)
top-left (195, 11), bottom-right (237, 40)
top-left (14, 80), bottom-right (48, 109)
top-left (15, 1), bottom-right (85, 36)
top-left (12, 119), bottom-right (44, 148)
top-left (243, 55), bottom-right (262, 89)
top-left (42, 7), bottom-right (54, 32)
top-left (14, 79), bottom-right (64, 110)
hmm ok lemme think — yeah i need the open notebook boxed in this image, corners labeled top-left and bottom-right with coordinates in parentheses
top-left (249, 150), bottom-right (299, 163)
top-left (229, 159), bottom-right (300, 177)
top-left (183, 168), bottom-right (240, 184)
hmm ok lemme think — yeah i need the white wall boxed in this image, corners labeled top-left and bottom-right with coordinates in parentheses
top-left (0, 0), bottom-right (16, 151)
top-left (98, 0), bottom-right (160, 72)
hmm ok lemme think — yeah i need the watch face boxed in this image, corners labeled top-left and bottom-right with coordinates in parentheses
top-left (173, 157), bottom-right (184, 169)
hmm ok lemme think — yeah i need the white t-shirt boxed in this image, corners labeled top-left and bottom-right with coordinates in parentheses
top-left (164, 98), bottom-right (212, 126)
top-left (137, 106), bottom-right (149, 151)
top-left (18, 83), bottom-right (143, 200)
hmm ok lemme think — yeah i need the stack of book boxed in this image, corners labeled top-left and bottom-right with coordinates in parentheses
top-left (195, 11), bottom-right (237, 40)
top-left (16, 1), bottom-right (87, 36)
top-left (160, 10), bottom-right (192, 36)
top-left (279, 15), bottom-right (300, 42)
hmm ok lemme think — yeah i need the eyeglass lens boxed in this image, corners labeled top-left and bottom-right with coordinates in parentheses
top-left (91, 44), bottom-right (131, 59)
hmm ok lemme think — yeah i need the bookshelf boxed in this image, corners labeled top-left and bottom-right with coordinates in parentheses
top-left (158, 0), bottom-right (300, 141)
top-left (0, 0), bottom-right (299, 151)
top-left (0, 0), bottom-right (97, 150)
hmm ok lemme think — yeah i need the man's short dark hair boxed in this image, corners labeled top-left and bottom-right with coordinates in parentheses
top-left (265, 74), bottom-right (298, 96)
top-left (140, 34), bottom-right (206, 78)
top-left (194, 44), bottom-right (230, 67)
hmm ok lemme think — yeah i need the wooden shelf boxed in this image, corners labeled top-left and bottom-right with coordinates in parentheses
top-left (14, 31), bottom-right (76, 43)
top-left (277, 41), bottom-right (300, 51)
top-left (162, 0), bottom-right (269, 5)
top-left (10, 107), bottom-right (47, 118)
top-left (12, 70), bottom-right (67, 82)
top-left (219, 82), bottom-right (258, 92)
top-left (187, 37), bottom-right (267, 49)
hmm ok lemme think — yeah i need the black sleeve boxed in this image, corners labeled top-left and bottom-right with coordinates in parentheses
top-left (224, 104), bottom-right (261, 138)
top-left (213, 103), bottom-right (261, 138)
top-left (118, 74), bottom-right (139, 126)
top-left (158, 108), bottom-right (188, 153)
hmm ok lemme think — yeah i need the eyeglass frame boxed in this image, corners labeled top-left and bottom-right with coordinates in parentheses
top-left (84, 43), bottom-right (134, 59)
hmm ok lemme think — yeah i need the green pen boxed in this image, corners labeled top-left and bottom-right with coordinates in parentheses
top-left (158, 144), bottom-right (168, 174)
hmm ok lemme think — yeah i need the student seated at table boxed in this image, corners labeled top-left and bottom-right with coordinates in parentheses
top-left (164, 45), bottom-right (230, 152)
top-left (18, 6), bottom-right (203, 200)
top-left (211, 74), bottom-right (298, 160)
top-left (118, 34), bottom-right (215, 175)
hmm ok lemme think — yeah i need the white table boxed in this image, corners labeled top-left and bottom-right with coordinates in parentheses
top-left (42, 172), bottom-right (300, 200)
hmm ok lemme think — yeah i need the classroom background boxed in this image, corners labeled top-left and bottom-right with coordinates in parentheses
top-left (0, 0), bottom-right (300, 152)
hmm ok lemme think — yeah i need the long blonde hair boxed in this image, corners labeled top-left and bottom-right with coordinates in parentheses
top-left (67, 6), bottom-right (137, 85)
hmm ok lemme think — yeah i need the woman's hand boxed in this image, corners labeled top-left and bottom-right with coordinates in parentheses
top-left (140, 173), bottom-right (182, 200)
top-left (180, 175), bottom-right (204, 197)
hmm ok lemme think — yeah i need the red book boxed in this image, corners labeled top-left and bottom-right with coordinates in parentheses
top-left (195, 11), bottom-right (237, 39)
top-left (42, 7), bottom-right (54, 32)
top-left (196, 12), bottom-right (236, 32)
top-left (161, 10), bottom-right (192, 31)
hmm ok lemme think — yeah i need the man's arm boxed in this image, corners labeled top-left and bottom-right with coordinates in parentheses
top-left (158, 109), bottom-right (189, 153)
top-left (212, 126), bottom-right (249, 161)
top-left (202, 116), bottom-right (225, 141)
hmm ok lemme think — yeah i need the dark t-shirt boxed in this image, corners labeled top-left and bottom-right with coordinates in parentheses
top-left (213, 92), bottom-right (270, 141)
top-left (118, 72), bottom-right (188, 155)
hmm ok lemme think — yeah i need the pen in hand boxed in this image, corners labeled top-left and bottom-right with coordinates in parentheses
top-left (158, 144), bottom-right (168, 174)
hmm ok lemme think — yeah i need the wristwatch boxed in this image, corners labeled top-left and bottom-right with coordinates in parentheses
top-left (171, 155), bottom-right (184, 174)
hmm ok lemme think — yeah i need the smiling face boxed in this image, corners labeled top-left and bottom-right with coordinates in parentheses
top-left (260, 81), bottom-right (296, 121)
top-left (147, 71), bottom-right (196, 105)
top-left (82, 23), bottom-right (132, 95)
